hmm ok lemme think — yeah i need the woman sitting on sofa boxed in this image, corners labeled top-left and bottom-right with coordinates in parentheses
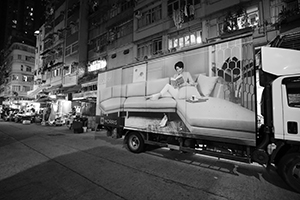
top-left (146, 61), bottom-right (196, 100)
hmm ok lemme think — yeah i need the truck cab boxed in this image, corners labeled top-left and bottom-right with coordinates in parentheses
top-left (258, 46), bottom-right (300, 193)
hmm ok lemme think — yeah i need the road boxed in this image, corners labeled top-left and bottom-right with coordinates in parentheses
top-left (0, 120), bottom-right (299, 200)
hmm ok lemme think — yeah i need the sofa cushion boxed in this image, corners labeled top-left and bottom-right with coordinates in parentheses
top-left (124, 97), bottom-right (147, 109)
top-left (112, 85), bottom-right (126, 97)
top-left (178, 85), bottom-right (201, 100)
top-left (126, 82), bottom-right (146, 97)
top-left (124, 96), bottom-right (176, 110)
top-left (100, 97), bottom-right (126, 112)
top-left (145, 97), bottom-right (177, 108)
top-left (100, 87), bottom-right (112, 102)
top-left (197, 74), bottom-right (219, 97)
top-left (176, 98), bottom-right (255, 132)
top-left (146, 78), bottom-right (169, 96)
top-left (211, 82), bottom-right (230, 99)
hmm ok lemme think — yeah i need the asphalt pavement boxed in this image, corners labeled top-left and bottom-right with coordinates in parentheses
top-left (1, 119), bottom-right (300, 200)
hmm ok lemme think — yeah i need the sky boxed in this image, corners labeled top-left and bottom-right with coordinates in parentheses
top-left (0, 0), bottom-right (7, 50)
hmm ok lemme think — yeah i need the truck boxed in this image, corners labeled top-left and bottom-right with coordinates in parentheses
top-left (95, 31), bottom-right (300, 193)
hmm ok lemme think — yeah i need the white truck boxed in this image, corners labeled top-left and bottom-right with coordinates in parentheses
top-left (96, 32), bottom-right (300, 193)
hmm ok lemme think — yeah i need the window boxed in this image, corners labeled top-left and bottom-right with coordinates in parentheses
top-left (222, 5), bottom-right (260, 33)
top-left (121, 0), bottom-right (133, 12)
top-left (65, 42), bottom-right (78, 57)
top-left (23, 86), bottom-right (30, 92)
top-left (167, 0), bottom-right (200, 16)
top-left (65, 46), bottom-right (71, 56)
top-left (137, 37), bottom-right (162, 59)
top-left (138, 5), bottom-right (162, 28)
top-left (26, 66), bottom-right (32, 72)
top-left (71, 65), bottom-right (76, 74)
top-left (25, 56), bottom-right (34, 62)
top-left (22, 75), bottom-right (33, 82)
top-left (12, 85), bottom-right (20, 92)
top-left (107, 21), bottom-right (132, 43)
top-left (93, 84), bottom-right (97, 90)
top-left (236, 6), bottom-right (259, 29)
top-left (168, 30), bottom-right (202, 50)
top-left (71, 42), bottom-right (78, 53)
top-left (12, 75), bottom-right (18, 80)
top-left (284, 77), bottom-right (300, 108)
top-left (21, 65), bottom-right (24, 71)
top-left (18, 55), bottom-right (22, 59)
top-left (52, 68), bottom-right (62, 77)
top-left (92, 33), bottom-right (107, 52)
top-left (270, 0), bottom-right (298, 24)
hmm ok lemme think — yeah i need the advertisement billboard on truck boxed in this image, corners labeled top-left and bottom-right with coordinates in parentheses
top-left (97, 34), bottom-right (256, 148)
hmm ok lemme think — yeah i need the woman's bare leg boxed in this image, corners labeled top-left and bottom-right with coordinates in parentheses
top-left (146, 84), bottom-right (176, 100)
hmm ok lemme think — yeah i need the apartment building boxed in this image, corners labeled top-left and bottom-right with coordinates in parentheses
top-left (0, 0), bottom-right (46, 102)
top-left (0, 43), bottom-right (35, 100)
top-left (32, 0), bottom-right (300, 100)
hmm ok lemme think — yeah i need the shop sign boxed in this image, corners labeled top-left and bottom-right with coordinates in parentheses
top-left (63, 74), bottom-right (77, 87)
top-left (100, 115), bottom-right (124, 127)
top-left (88, 59), bottom-right (107, 72)
top-left (83, 91), bottom-right (97, 98)
top-left (73, 93), bottom-right (84, 98)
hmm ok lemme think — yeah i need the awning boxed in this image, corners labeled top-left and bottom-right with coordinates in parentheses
top-left (27, 84), bottom-right (50, 98)
top-left (49, 62), bottom-right (64, 69)
top-left (62, 85), bottom-right (81, 93)
top-left (72, 96), bottom-right (96, 102)
top-left (81, 77), bottom-right (98, 87)
top-left (44, 84), bottom-right (62, 92)
top-left (36, 96), bottom-right (53, 102)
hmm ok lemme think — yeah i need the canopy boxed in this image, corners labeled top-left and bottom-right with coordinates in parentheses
top-left (27, 84), bottom-right (50, 98)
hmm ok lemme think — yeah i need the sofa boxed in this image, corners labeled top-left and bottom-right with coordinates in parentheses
top-left (99, 75), bottom-right (229, 114)
top-left (99, 77), bottom-right (177, 115)
top-left (99, 74), bottom-right (256, 145)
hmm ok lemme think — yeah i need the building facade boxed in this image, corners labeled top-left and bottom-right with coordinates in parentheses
top-left (27, 0), bottom-right (300, 100)
top-left (0, 0), bottom-right (46, 102)
top-left (1, 43), bottom-right (35, 99)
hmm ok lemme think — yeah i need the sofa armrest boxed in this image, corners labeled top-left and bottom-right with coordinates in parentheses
top-left (100, 87), bottom-right (112, 102)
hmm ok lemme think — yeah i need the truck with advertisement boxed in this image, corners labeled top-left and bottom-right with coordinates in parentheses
top-left (96, 32), bottom-right (300, 193)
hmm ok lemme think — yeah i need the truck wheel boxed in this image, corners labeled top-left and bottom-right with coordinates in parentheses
top-left (278, 152), bottom-right (300, 193)
top-left (127, 132), bottom-right (145, 153)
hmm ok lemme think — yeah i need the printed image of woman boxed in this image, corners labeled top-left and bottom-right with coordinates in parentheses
top-left (146, 61), bottom-right (196, 100)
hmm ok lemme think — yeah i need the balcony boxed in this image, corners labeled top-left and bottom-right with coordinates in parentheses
top-left (278, 11), bottom-right (300, 33)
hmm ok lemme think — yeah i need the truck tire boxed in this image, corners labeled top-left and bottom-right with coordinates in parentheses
top-left (127, 132), bottom-right (145, 153)
top-left (278, 152), bottom-right (300, 193)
